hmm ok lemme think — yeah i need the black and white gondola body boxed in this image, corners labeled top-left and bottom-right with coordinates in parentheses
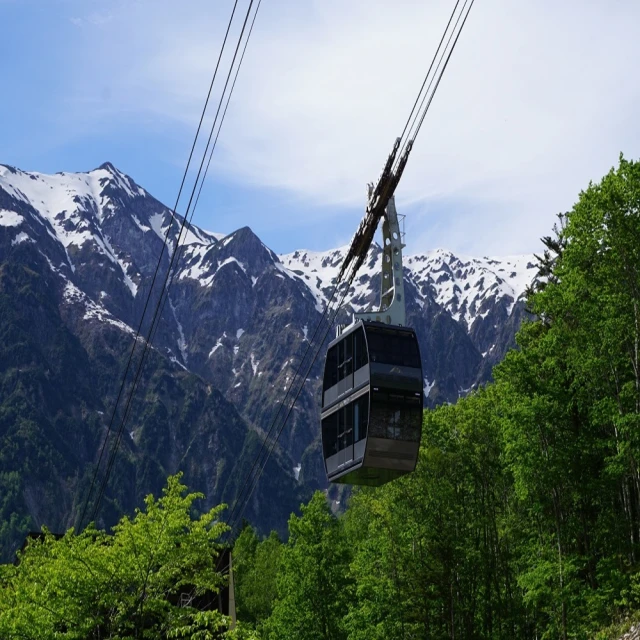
top-left (320, 188), bottom-right (425, 486)
top-left (321, 320), bottom-right (423, 486)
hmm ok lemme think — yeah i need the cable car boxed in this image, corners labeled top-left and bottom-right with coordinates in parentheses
top-left (320, 186), bottom-right (424, 486)
top-left (321, 320), bottom-right (423, 485)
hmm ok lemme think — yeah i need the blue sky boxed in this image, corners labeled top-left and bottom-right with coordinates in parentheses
top-left (2, 0), bottom-right (640, 256)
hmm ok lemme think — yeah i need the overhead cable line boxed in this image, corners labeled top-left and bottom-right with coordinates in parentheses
top-left (394, 0), bottom-right (474, 173)
top-left (103, 0), bottom-right (265, 525)
top-left (397, 0), bottom-right (463, 149)
top-left (411, 0), bottom-right (475, 141)
top-left (160, 0), bottom-right (365, 538)
top-left (89, 0), bottom-right (260, 525)
top-left (77, 0), bottom-right (243, 531)
top-left (149, 0), bottom-right (263, 353)
top-left (81, 0), bottom-right (261, 528)
top-left (337, 0), bottom-right (474, 287)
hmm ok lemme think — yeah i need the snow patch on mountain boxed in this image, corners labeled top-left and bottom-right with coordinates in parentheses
top-left (148, 212), bottom-right (166, 242)
top-left (131, 214), bottom-right (151, 233)
top-left (0, 210), bottom-right (24, 227)
top-left (168, 296), bottom-right (188, 364)
top-left (11, 232), bottom-right (31, 245)
top-left (279, 247), bottom-right (349, 313)
top-left (0, 161), bottom-right (539, 422)
top-left (424, 377), bottom-right (435, 397)
top-left (251, 353), bottom-right (260, 376)
top-left (209, 333), bottom-right (227, 358)
top-left (0, 164), bottom-right (147, 288)
top-left (0, 164), bottom-right (116, 230)
top-left (148, 211), bottom-right (214, 249)
top-left (63, 280), bottom-right (135, 335)
top-left (405, 249), bottom-right (536, 328)
top-left (220, 257), bottom-right (247, 276)
top-left (179, 252), bottom-right (249, 288)
top-left (280, 244), bottom-right (535, 330)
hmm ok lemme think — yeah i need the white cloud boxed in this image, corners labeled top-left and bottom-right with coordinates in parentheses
top-left (70, 12), bottom-right (112, 28)
top-left (33, 0), bottom-right (640, 254)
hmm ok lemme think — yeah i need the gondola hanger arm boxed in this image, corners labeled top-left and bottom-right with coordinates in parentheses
top-left (338, 138), bottom-right (414, 286)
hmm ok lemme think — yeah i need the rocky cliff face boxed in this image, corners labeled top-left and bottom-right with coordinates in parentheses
top-left (0, 162), bottom-right (536, 560)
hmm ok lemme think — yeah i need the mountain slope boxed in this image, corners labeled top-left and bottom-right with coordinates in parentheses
top-left (0, 164), bottom-right (309, 560)
top-left (0, 161), bottom-right (536, 559)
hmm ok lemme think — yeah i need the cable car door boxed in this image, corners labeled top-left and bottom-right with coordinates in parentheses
top-left (337, 406), bottom-right (353, 469)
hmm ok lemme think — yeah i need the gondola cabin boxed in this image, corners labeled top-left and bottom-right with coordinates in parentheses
top-left (321, 320), bottom-right (423, 486)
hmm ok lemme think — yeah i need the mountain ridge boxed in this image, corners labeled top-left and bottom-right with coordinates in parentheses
top-left (0, 161), bottom-right (537, 559)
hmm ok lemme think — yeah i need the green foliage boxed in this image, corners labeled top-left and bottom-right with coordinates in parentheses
top-left (229, 155), bottom-right (640, 639)
top-left (263, 492), bottom-right (353, 640)
top-left (7, 155), bottom-right (640, 638)
top-left (0, 474), bottom-right (238, 639)
top-left (234, 525), bottom-right (281, 628)
top-left (343, 387), bottom-right (528, 640)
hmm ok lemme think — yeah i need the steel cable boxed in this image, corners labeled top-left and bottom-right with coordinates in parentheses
top-left (84, 0), bottom-right (261, 526)
top-left (77, 0), bottom-right (243, 531)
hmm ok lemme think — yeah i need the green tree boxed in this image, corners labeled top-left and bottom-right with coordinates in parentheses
top-left (493, 155), bottom-right (640, 637)
top-left (264, 491), bottom-right (352, 640)
top-left (344, 386), bottom-right (528, 640)
top-left (234, 525), bottom-right (282, 629)
top-left (0, 474), bottom-right (244, 639)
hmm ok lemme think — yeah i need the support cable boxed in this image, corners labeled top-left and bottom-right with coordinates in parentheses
top-left (412, 0), bottom-right (475, 141)
top-left (397, 0), bottom-right (462, 149)
top-left (77, 0), bottom-right (243, 531)
top-left (394, 0), bottom-right (474, 173)
top-left (149, 0), bottom-right (263, 352)
top-left (85, 0), bottom-right (261, 526)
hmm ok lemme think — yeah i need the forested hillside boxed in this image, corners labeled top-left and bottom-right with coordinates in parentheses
top-left (0, 162), bottom-right (532, 562)
top-left (230, 156), bottom-right (640, 639)
top-left (3, 156), bottom-right (640, 638)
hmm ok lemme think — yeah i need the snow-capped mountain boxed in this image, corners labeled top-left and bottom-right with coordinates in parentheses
top-left (280, 245), bottom-right (536, 363)
top-left (0, 161), bottom-right (537, 558)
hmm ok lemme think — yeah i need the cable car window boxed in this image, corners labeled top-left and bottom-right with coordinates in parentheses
top-left (395, 335), bottom-right (421, 368)
top-left (354, 393), bottom-right (369, 442)
top-left (369, 390), bottom-right (421, 442)
top-left (344, 333), bottom-right (353, 377)
top-left (354, 402), bottom-right (359, 442)
top-left (354, 327), bottom-right (368, 370)
top-left (366, 332), bottom-right (385, 364)
top-left (343, 404), bottom-right (353, 449)
top-left (324, 345), bottom-right (338, 388)
top-left (334, 405), bottom-right (353, 452)
top-left (365, 329), bottom-right (421, 368)
top-left (337, 340), bottom-right (345, 381)
top-left (337, 334), bottom-right (355, 382)
top-left (322, 411), bottom-right (338, 458)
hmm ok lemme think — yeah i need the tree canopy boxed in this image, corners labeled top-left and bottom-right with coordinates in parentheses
top-left (0, 474), bottom-right (256, 639)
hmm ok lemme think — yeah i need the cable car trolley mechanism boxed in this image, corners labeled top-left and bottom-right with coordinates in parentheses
top-left (321, 148), bottom-right (424, 486)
